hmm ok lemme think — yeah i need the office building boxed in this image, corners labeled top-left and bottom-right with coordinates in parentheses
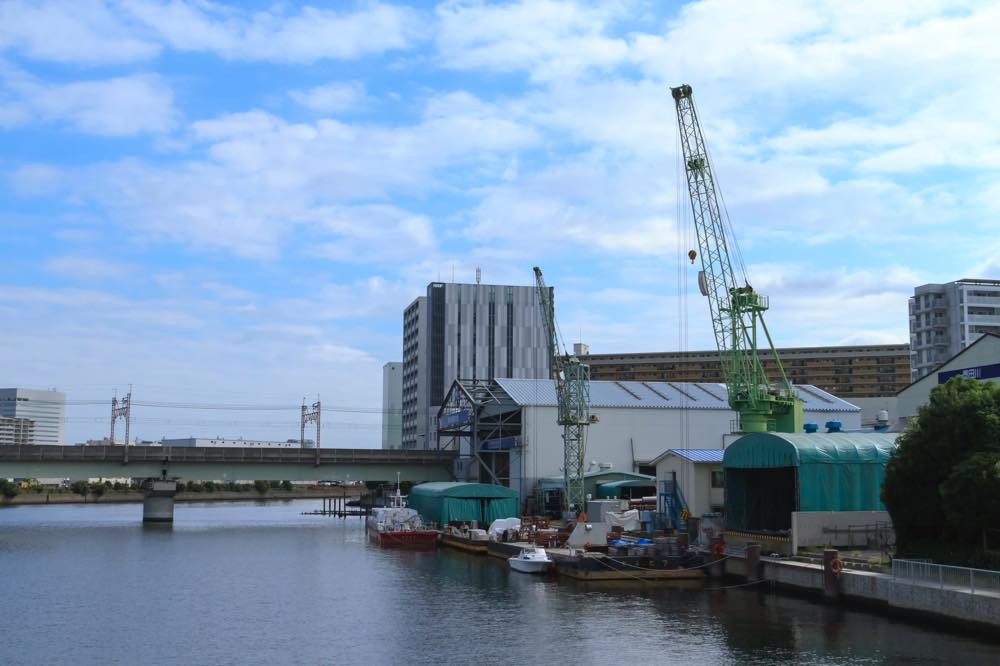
top-left (0, 388), bottom-right (65, 445)
top-left (581, 344), bottom-right (910, 398)
top-left (909, 278), bottom-right (1000, 381)
top-left (401, 281), bottom-right (550, 449)
top-left (382, 362), bottom-right (402, 449)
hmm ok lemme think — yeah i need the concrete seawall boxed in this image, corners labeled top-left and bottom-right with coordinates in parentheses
top-left (1, 488), bottom-right (361, 506)
top-left (723, 553), bottom-right (1000, 631)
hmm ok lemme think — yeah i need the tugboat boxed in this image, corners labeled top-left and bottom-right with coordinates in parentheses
top-left (508, 546), bottom-right (553, 574)
top-left (366, 479), bottom-right (438, 549)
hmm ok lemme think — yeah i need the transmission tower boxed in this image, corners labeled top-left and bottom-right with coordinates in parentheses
top-left (111, 387), bottom-right (132, 462)
top-left (301, 399), bottom-right (321, 465)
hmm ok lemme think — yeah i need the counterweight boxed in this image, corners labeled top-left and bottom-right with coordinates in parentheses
top-left (533, 267), bottom-right (592, 513)
top-left (671, 84), bottom-right (802, 433)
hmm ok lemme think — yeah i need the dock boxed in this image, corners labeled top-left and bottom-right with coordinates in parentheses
top-left (301, 495), bottom-right (370, 518)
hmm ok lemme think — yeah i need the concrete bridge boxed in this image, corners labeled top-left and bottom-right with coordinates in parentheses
top-left (0, 445), bottom-right (457, 522)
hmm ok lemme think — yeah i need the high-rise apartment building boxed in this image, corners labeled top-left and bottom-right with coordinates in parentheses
top-left (401, 281), bottom-right (550, 449)
top-left (581, 344), bottom-right (910, 398)
top-left (382, 362), bottom-right (403, 449)
top-left (0, 417), bottom-right (35, 445)
top-left (910, 279), bottom-right (1000, 381)
top-left (0, 388), bottom-right (65, 445)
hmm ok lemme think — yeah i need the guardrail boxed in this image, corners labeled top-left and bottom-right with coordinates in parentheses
top-left (892, 558), bottom-right (1000, 596)
top-left (0, 445), bottom-right (457, 466)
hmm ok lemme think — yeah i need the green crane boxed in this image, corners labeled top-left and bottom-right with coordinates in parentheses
top-left (533, 266), bottom-right (592, 514)
top-left (671, 84), bottom-right (803, 433)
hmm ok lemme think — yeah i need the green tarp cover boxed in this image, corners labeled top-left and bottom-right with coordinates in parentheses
top-left (723, 432), bottom-right (899, 530)
top-left (408, 482), bottom-right (519, 525)
top-left (596, 479), bottom-right (657, 498)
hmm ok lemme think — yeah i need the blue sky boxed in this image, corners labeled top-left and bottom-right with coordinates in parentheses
top-left (2, 0), bottom-right (999, 446)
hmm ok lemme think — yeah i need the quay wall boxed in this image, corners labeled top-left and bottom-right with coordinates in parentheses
top-left (1, 488), bottom-right (360, 506)
top-left (724, 555), bottom-right (999, 629)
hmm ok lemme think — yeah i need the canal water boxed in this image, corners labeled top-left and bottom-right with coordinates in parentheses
top-left (1, 500), bottom-right (996, 665)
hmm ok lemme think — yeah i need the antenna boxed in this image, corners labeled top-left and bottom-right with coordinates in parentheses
top-left (476, 267), bottom-right (481, 284)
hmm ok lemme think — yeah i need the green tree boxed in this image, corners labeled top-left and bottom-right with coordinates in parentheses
top-left (203, 480), bottom-right (217, 492)
top-left (254, 480), bottom-right (269, 494)
top-left (280, 480), bottom-right (293, 491)
top-left (883, 376), bottom-right (1000, 553)
top-left (0, 479), bottom-right (20, 498)
top-left (91, 484), bottom-right (106, 498)
top-left (70, 480), bottom-right (90, 496)
top-left (940, 451), bottom-right (1000, 543)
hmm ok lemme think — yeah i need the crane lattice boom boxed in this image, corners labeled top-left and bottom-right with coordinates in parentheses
top-left (533, 267), bottom-right (591, 513)
top-left (671, 84), bottom-right (802, 433)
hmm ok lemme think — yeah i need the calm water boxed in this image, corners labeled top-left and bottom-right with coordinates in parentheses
top-left (1, 501), bottom-right (997, 665)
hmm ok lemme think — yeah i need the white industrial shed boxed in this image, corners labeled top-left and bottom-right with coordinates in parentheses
top-left (438, 377), bottom-right (861, 509)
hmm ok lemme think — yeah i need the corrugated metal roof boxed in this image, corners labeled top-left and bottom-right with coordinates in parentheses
top-left (494, 378), bottom-right (859, 413)
top-left (664, 449), bottom-right (725, 463)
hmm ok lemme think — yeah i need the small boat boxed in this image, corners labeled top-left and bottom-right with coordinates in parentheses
top-left (508, 547), bottom-right (552, 574)
top-left (366, 480), bottom-right (437, 549)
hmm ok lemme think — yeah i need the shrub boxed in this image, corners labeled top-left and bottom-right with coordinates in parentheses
top-left (70, 480), bottom-right (90, 496)
top-left (203, 480), bottom-right (217, 492)
top-left (254, 480), bottom-right (269, 494)
top-left (280, 480), bottom-right (293, 492)
top-left (268, 480), bottom-right (282, 489)
top-left (91, 484), bottom-right (106, 498)
top-left (186, 481), bottom-right (204, 493)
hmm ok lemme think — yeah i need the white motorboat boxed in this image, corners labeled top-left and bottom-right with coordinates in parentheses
top-left (508, 547), bottom-right (552, 574)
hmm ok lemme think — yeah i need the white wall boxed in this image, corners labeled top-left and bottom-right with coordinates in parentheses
top-left (897, 335), bottom-right (1000, 422)
top-left (791, 511), bottom-right (891, 553)
top-left (655, 456), bottom-right (723, 517)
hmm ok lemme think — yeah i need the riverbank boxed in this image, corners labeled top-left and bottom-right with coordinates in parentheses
top-left (0, 487), bottom-right (362, 506)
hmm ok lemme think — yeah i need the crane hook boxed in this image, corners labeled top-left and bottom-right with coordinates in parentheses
top-left (688, 250), bottom-right (697, 264)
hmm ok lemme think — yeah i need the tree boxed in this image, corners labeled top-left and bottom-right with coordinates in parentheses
top-left (254, 480), bottom-right (269, 494)
top-left (883, 376), bottom-right (1000, 553)
top-left (280, 480), bottom-right (293, 491)
top-left (0, 479), bottom-right (20, 498)
top-left (70, 480), bottom-right (90, 496)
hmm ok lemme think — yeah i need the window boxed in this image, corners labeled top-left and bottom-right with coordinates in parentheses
top-left (711, 470), bottom-right (724, 488)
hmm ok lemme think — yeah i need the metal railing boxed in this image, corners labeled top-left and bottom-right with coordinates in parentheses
top-left (892, 558), bottom-right (1000, 596)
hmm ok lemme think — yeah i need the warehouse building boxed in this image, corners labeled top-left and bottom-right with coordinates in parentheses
top-left (436, 377), bottom-right (860, 510)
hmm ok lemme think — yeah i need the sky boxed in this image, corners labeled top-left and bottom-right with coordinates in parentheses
top-left (2, 0), bottom-right (999, 447)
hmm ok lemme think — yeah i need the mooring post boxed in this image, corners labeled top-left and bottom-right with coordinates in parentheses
top-left (823, 548), bottom-right (840, 600)
top-left (142, 478), bottom-right (177, 524)
top-left (746, 541), bottom-right (762, 582)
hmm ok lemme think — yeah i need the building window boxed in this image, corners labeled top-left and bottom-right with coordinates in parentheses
top-left (711, 471), bottom-right (724, 488)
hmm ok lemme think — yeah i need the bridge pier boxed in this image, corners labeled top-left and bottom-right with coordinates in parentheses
top-left (142, 478), bottom-right (177, 523)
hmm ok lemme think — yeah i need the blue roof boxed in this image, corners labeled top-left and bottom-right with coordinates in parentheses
top-left (664, 449), bottom-right (725, 463)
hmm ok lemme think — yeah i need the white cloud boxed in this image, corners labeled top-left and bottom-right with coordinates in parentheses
top-left (0, 64), bottom-right (176, 135)
top-left (0, 0), bottom-right (426, 65)
top-left (44, 255), bottom-right (132, 280)
top-left (0, 0), bottom-right (160, 64)
top-left (290, 81), bottom-right (368, 113)
top-left (435, 0), bottom-right (631, 80)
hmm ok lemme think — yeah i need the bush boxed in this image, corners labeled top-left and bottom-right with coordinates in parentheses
top-left (91, 484), bottom-right (106, 498)
top-left (186, 481), bottom-right (204, 493)
top-left (70, 480), bottom-right (90, 496)
top-left (175, 482), bottom-right (187, 492)
top-left (203, 480), bottom-right (217, 492)
top-left (280, 480), bottom-right (293, 492)
top-left (254, 480), bottom-right (269, 494)
top-left (268, 480), bottom-right (282, 489)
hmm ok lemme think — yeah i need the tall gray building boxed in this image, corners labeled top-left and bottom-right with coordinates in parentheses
top-left (909, 278), bottom-right (1000, 381)
top-left (0, 388), bottom-right (65, 445)
top-left (382, 362), bottom-right (403, 449)
top-left (401, 281), bottom-right (551, 449)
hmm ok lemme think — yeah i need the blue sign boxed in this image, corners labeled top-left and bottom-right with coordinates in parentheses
top-left (938, 362), bottom-right (1000, 383)
top-left (439, 409), bottom-right (470, 429)
top-left (479, 436), bottom-right (519, 451)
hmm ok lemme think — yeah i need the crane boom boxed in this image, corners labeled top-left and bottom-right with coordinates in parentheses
top-left (671, 84), bottom-right (802, 433)
top-left (533, 267), bottom-right (591, 513)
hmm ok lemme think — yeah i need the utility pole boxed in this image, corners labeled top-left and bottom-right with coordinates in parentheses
top-left (111, 386), bottom-right (132, 463)
top-left (301, 399), bottom-right (321, 466)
